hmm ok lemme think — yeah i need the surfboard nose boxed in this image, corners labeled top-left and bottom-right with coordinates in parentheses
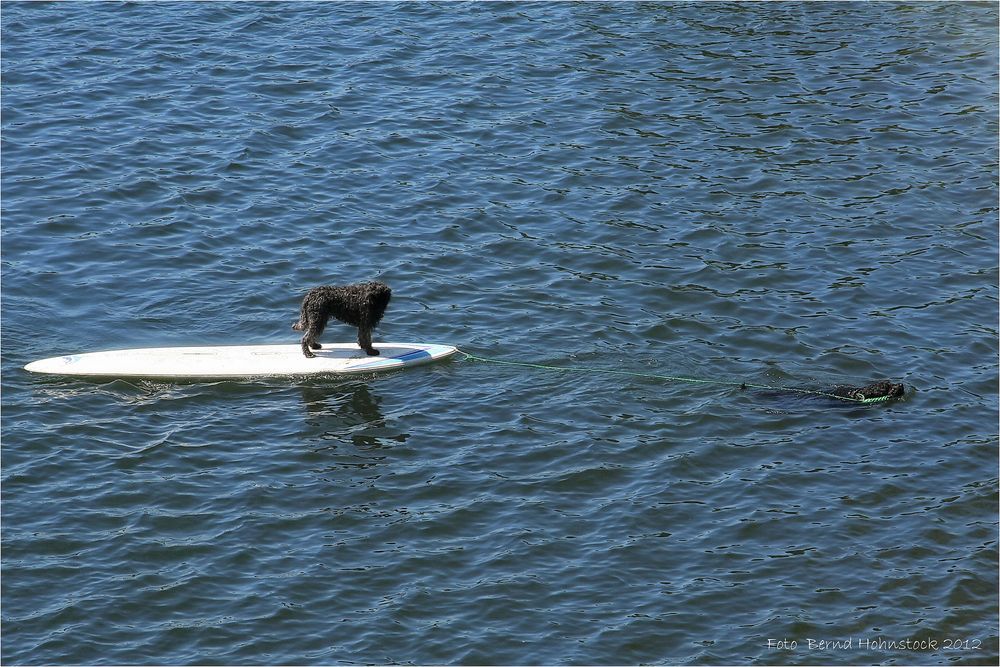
top-left (24, 355), bottom-right (74, 374)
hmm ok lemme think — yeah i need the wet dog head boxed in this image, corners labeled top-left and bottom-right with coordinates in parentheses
top-left (847, 380), bottom-right (905, 400)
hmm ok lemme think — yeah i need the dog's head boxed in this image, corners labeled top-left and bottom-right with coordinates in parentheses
top-left (852, 380), bottom-right (905, 400)
top-left (367, 281), bottom-right (392, 320)
top-left (369, 281), bottom-right (391, 299)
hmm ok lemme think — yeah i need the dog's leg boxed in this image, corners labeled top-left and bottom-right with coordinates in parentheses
top-left (357, 326), bottom-right (379, 355)
top-left (301, 327), bottom-right (318, 358)
top-left (296, 324), bottom-right (321, 348)
top-left (302, 317), bottom-right (330, 358)
top-left (301, 318), bottom-right (324, 358)
top-left (301, 334), bottom-right (316, 358)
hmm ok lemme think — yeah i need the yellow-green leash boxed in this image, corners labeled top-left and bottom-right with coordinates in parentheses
top-left (456, 349), bottom-right (898, 405)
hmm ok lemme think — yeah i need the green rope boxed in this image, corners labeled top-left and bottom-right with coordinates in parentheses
top-left (456, 349), bottom-right (897, 405)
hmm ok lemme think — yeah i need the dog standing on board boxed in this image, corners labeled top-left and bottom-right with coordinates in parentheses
top-left (292, 281), bottom-right (392, 358)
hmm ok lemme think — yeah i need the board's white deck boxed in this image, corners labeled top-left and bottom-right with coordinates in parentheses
top-left (24, 342), bottom-right (457, 378)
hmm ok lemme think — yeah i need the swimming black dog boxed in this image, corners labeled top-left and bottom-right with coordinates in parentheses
top-left (743, 379), bottom-right (905, 405)
top-left (830, 380), bottom-right (905, 401)
top-left (292, 281), bottom-right (391, 358)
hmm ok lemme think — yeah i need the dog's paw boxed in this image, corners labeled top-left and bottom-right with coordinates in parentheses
top-left (303, 350), bottom-right (317, 358)
top-left (365, 348), bottom-right (380, 356)
top-left (311, 342), bottom-right (322, 350)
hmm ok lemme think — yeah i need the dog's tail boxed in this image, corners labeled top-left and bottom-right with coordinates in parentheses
top-left (292, 320), bottom-right (303, 331)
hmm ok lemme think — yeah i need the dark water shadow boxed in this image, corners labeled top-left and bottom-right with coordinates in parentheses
top-left (299, 379), bottom-right (409, 450)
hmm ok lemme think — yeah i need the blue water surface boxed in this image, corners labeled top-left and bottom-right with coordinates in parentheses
top-left (2, 2), bottom-right (998, 665)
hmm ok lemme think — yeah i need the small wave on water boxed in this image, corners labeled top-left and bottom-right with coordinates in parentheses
top-left (2, 2), bottom-right (997, 665)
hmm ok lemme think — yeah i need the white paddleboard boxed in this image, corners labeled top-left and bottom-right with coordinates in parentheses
top-left (24, 342), bottom-right (458, 379)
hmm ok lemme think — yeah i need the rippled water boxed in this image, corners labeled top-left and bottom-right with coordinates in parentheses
top-left (2, 2), bottom-right (998, 665)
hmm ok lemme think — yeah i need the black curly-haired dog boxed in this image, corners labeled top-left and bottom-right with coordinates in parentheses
top-left (831, 380), bottom-right (905, 401)
top-left (292, 281), bottom-right (392, 358)
top-left (748, 379), bottom-right (905, 404)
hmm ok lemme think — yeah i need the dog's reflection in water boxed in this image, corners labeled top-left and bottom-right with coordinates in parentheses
top-left (300, 382), bottom-right (407, 451)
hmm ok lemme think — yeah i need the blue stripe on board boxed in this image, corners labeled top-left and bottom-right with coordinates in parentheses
top-left (392, 349), bottom-right (431, 363)
top-left (350, 348), bottom-right (431, 371)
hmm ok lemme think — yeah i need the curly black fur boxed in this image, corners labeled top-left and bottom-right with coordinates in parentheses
top-left (292, 281), bottom-right (392, 358)
top-left (831, 380), bottom-right (905, 401)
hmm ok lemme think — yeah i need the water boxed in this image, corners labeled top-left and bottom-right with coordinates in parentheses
top-left (2, 2), bottom-right (997, 664)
